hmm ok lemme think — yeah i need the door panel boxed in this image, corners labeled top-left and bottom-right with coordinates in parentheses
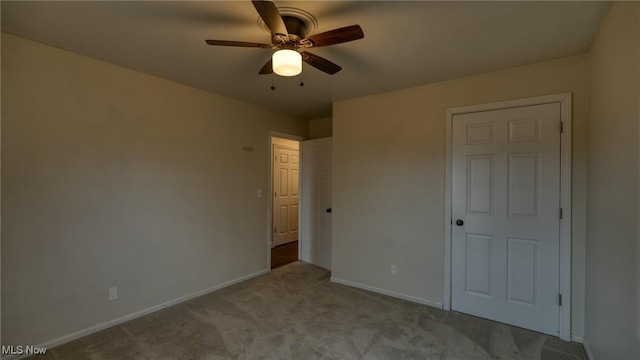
top-left (507, 237), bottom-right (538, 304)
top-left (279, 169), bottom-right (288, 196)
top-left (465, 233), bottom-right (493, 296)
top-left (451, 103), bottom-right (561, 336)
top-left (508, 154), bottom-right (539, 218)
top-left (301, 138), bottom-right (332, 270)
top-left (467, 155), bottom-right (493, 215)
top-left (290, 204), bottom-right (298, 232)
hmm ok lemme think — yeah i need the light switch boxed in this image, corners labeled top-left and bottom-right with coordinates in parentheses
top-left (108, 286), bottom-right (118, 301)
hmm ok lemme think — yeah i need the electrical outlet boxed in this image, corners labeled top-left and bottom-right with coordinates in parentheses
top-left (391, 264), bottom-right (397, 276)
top-left (108, 286), bottom-right (118, 301)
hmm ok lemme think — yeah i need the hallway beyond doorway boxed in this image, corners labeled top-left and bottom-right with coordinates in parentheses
top-left (271, 241), bottom-right (298, 270)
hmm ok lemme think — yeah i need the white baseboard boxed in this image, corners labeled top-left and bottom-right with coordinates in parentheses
top-left (330, 277), bottom-right (443, 309)
top-left (571, 335), bottom-right (584, 343)
top-left (300, 248), bottom-right (330, 270)
top-left (1, 269), bottom-right (269, 360)
top-left (582, 338), bottom-right (594, 360)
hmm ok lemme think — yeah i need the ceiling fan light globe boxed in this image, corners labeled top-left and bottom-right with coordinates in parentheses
top-left (272, 49), bottom-right (302, 77)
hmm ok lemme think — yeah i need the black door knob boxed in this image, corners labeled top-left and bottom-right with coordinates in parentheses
top-left (326, 208), bottom-right (332, 213)
top-left (455, 219), bottom-right (464, 226)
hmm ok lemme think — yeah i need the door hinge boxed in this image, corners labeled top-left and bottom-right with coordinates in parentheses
top-left (559, 294), bottom-right (563, 306)
top-left (274, 227), bottom-right (277, 233)
top-left (559, 208), bottom-right (563, 219)
top-left (560, 122), bottom-right (564, 133)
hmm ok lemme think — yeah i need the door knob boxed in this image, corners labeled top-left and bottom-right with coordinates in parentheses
top-left (326, 208), bottom-right (332, 213)
top-left (455, 219), bottom-right (464, 226)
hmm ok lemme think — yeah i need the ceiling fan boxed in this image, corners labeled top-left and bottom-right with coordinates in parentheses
top-left (205, 0), bottom-right (364, 76)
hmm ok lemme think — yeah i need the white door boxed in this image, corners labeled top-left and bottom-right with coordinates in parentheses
top-left (300, 137), bottom-right (332, 270)
top-left (272, 144), bottom-right (299, 247)
top-left (451, 103), bottom-right (561, 335)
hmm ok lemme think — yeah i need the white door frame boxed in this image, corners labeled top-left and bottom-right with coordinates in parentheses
top-left (443, 93), bottom-right (572, 341)
top-left (267, 132), bottom-right (304, 269)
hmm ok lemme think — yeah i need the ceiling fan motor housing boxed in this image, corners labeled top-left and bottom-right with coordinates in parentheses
top-left (279, 16), bottom-right (308, 42)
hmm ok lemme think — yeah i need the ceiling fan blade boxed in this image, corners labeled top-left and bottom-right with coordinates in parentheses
top-left (252, 1), bottom-right (289, 41)
top-left (305, 25), bottom-right (364, 47)
top-left (205, 40), bottom-right (272, 48)
top-left (301, 52), bottom-right (342, 75)
top-left (259, 59), bottom-right (273, 74)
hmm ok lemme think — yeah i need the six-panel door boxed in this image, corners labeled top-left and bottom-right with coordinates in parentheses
top-left (273, 145), bottom-right (299, 247)
top-left (451, 103), bottom-right (561, 336)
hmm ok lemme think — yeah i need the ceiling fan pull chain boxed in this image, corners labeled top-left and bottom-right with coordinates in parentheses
top-left (299, 68), bottom-right (304, 87)
top-left (270, 73), bottom-right (276, 91)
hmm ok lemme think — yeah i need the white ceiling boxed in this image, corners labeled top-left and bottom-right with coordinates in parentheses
top-left (1, 1), bottom-right (610, 119)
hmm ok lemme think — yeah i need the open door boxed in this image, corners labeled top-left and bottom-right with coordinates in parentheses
top-left (300, 137), bottom-right (332, 270)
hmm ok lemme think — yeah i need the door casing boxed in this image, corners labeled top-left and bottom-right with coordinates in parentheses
top-left (272, 143), bottom-right (300, 247)
top-left (444, 93), bottom-right (572, 341)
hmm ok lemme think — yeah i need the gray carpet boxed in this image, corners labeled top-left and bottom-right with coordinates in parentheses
top-left (32, 261), bottom-right (586, 359)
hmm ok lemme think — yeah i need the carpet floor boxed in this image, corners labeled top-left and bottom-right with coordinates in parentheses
top-left (32, 261), bottom-right (586, 360)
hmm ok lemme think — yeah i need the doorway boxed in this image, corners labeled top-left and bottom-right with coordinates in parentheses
top-left (444, 93), bottom-right (573, 340)
top-left (270, 136), bottom-right (300, 269)
top-left (268, 134), bottom-right (333, 271)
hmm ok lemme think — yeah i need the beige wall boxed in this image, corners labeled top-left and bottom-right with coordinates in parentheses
top-left (333, 55), bottom-right (588, 338)
top-left (308, 117), bottom-right (333, 139)
top-left (586, 2), bottom-right (640, 359)
top-left (1, 33), bottom-right (307, 347)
